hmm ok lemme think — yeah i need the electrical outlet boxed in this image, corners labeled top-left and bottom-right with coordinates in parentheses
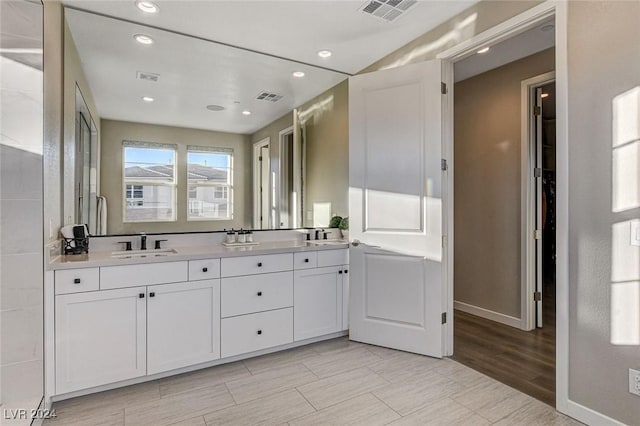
top-left (629, 368), bottom-right (640, 396)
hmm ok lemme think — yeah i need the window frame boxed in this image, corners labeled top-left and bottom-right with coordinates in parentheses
top-left (122, 141), bottom-right (178, 223)
top-left (186, 146), bottom-right (234, 222)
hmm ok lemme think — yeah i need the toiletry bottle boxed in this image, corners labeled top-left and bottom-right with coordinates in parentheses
top-left (246, 231), bottom-right (254, 243)
top-left (237, 229), bottom-right (247, 243)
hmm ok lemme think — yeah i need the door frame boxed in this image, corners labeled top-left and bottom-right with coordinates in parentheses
top-left (278, 126), bottom-right (295, 229)
top-left (252, 137), bottom-right (270, 229)
top-left (521, 72), bottom-right (556, 331)
top-left (437, 0), bottom-right (570, 415)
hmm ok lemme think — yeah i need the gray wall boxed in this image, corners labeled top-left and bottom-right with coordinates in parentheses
top-left (567, 2), bottom-right (640, 424)
top-left (0, 0), bottom-right (44, 411)
top-left (100, 119), bottom-right (252, 234)
top-left (454, 48), bottom-right (555, 318)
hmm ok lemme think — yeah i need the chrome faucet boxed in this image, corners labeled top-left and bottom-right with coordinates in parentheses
top-left (140, 232), bottom-right (147, 250)
top-left (315, 229), bottom-right (324, 240)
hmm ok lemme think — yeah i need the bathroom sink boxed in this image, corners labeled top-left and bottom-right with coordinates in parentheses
top-left (111, 248), bottom-right (178, 259)
top-left (306, 240), bottom-right (347, 246)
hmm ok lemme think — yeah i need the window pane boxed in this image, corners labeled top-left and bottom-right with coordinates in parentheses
top-left (188, 185), bottom-right (230, 219)
top-left (124, 185), bottom-right (175, 221)
top-left (187, 151), bottom-right (231, 184)
top-left (124, 147), bottom-right (175, 183)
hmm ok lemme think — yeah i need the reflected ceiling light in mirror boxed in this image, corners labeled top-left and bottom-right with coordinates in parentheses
top-left (206, 104), bottom-right (225, 111)
top-left (142, 96), bottom-right (155, 102)
top-left (541, 93), bottom-right (549, 98)
top-left (540, 24), bottom-right (555, 32)
top-left (292, 71), bottom-right (305, 78)
top-left (476, 46), bottom-right (490, 54)
top-left (135, 0), bottom-right (158, 13)
top-left (317, 50), bottom-right (332, 58)
top-left (242, 110), bottom-right (252, 116)
top-left (134, 34), bottom-right (154, 45)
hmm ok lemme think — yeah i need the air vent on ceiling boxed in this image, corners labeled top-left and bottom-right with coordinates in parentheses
top-left (359, 0), bottom-right (417, 22)
top-left (136, 71), bottom-right (160, 82)
top-left (256, 91), bottom-right (283, 102)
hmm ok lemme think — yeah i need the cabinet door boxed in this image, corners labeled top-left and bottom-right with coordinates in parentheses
top-left (342, 265), bottom-right (349, 331)
top-left (294, 266), bottom-right (342, 341)
top-left (55, 287), bottom-right (146, 394)
top-left (147, 280), bottom-right (220, 375)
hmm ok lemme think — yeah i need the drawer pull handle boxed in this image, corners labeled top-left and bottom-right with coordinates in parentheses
top-left (74, 278), bottom-right (81, 284)
top-left (304, 258), bottom-right (309, 263)
top-left (257, 262), bottom-right (263, 267)
top-left (339, 270), bottom-right (343, 274)
top-left (202, 267), bottom-right (208, 272)
top-left (257, 291), bottom-right (262, 296)
top-left (139, 293), bottom-right (145, 298)
top-left (149, 292), bottom-right (155, 298)
top-left (257, 330), bottom-right (262, 335)
top-left (344, 269), bottom-right (348, 274)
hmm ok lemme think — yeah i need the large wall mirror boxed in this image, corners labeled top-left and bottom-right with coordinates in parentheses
top-left (63, 7), bottom-right (349, 235)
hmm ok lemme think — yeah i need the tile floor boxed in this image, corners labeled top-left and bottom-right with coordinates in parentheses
top-left (44, 338), bottom-right (581, 426)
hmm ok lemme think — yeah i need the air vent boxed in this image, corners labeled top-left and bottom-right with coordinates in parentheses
top-left (358, 0), bottom-right (417, 22)
top-left (136, 71), bottom-right (160, 82)
top-left (256, 91), bottom-right (283, 102)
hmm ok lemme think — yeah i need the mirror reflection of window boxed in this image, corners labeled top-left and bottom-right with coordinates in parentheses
top-left (187, 148), bottom-right (233, 221)
top-left (123, 142), bottom-right (177, 222)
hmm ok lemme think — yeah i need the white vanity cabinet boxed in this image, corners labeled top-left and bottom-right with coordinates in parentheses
top-left (50, 246), bottom-right (349, 397)
top-left (55, 286), bottom-right (147, 394)
top-left (146, 279), bottom-right (220, 375)
top-left (293, 250), bottom-right (349, 341)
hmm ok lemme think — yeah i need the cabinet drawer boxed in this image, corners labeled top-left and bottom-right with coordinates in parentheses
top-left (100, 261), bottom-right (188, 290)
top-left (189, 259), bottom-right (221, 281)
top-left (55, 268), bottom-right (99, 295)
top-left (317, 249), bottom-right (349, 267)
top-left (293, 251), bottom-right (317, 269)
top-left (221, 253), bottom-right (293, 277)
top-left (221, 272), bottom-right (293, 318)
top-left (221, 308), bottom-right (293, 358)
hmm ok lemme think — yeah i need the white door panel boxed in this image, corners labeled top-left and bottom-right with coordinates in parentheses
top-left (348, 59), bottom-right (445, 357)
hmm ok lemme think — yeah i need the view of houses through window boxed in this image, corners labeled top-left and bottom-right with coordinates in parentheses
top-left (122, 143), bottom-right (233, 222)
top-left (187, 148), bottom-right (233, 220)
top-left (123, 143), bottom-right (176, 222)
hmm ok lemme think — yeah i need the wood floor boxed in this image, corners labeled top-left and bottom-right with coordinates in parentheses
top-left (452, 290), bottom-right (556, 407)
top-left (43, 337), bottom-right (578, 426)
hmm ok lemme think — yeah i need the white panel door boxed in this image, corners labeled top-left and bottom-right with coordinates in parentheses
top-left (348, 60), bottom-right (445, 357)
top-left (294, 266), bottom-right (342, 341)
top-left (55, 287), bottom-right (146, 393)
top-left (147, 280), bottom-right (220, 375)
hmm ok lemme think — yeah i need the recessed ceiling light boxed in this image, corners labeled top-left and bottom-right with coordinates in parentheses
top-left (477, 47), bottom-right (490, 54)
top-left (134, 34), bottom-right (154, 45)
top-left (135, 0), bottom-right (158, 13)
top-left (142, 96), bottom-right (154, 102)
top-left (541, 93), bottom-right (549, 98)
top-left (292, 71), bottom-right (305, 78)
top-left (317, 50), bottom-right (332, 58)
top-left (242, 110), bottom-right (251, 116)
top-left (206, 104), bottom-right (225, 111)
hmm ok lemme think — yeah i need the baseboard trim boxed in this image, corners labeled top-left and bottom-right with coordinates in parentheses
top-left (563, 399), bottom-right (626, 426)
top-left (454, 301), bottom-right (522, 329)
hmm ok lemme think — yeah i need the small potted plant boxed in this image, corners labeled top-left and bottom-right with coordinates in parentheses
top-left (339, 217), bottom-right (349, 241)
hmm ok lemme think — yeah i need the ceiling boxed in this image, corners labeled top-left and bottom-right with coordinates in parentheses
top-left (454, 19), bottom-right (555, 82)
top-left (64, 1), bottom-right (479, 134)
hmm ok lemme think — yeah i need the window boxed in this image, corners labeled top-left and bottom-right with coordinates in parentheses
top-left (123, 142), bottom-right (177, 222)
top-left (187, 147), bottom-right (233, 220)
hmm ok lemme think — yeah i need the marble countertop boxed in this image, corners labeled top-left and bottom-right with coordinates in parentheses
top-left (50, 240), bottom-right (349, 270)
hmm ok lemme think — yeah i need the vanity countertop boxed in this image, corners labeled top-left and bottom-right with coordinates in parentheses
top-left (49, 239), bottom-right (349, 270)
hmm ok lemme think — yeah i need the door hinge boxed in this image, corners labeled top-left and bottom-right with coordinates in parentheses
top-left (534, 291), bottom-right (542, 302)
top-left (442, 235), bottom-right (447, 248)
top-left (259, 156), bottom-right (263, 161)
top-left (534, 167), bottom-right (542, 178)
top-left (441, 312), bottom-right (447, 324)
top-left (441, 159), bottom-right (448, 171)
top-left (534, 106), bottom-right (542, 116)
top-left (535, 229), bottom-right (542, 240)
top-left (441, 82), bottom-right (448, 95)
